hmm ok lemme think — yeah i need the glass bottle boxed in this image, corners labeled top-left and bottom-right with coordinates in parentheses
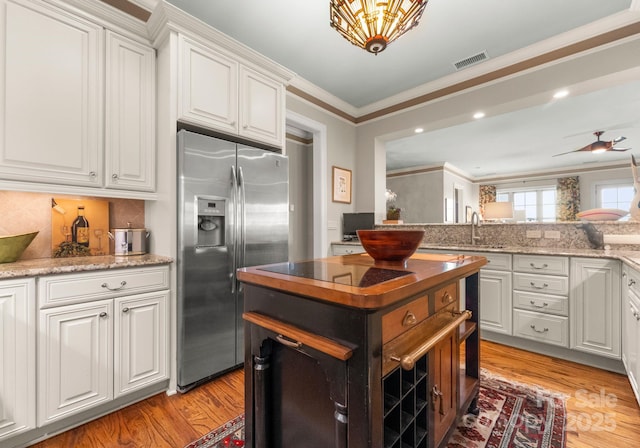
top-left (72, 206), bottom-right (90, 247)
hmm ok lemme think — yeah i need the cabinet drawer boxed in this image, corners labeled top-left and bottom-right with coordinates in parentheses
top-left (513, 290), bottom-right (568, 316)
top-left (513, 255), bottom-right (568, 275)
top-left (38, 266), bottom-right (170, 308)
top-left (382, 295), bottom-right (429, 344)
top-left (481, 253), bottom-right (512, 271)
top-left (513, 309), bottom-right (569, 347)
top-left (332, 244), bottom-right (364, 256)
top-left (512, 272), bottom-right (568, 296)
top-left (433, 282), bottom-right (458, 313)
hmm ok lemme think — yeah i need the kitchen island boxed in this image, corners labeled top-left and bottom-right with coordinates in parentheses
top-left (237, 252), bottom-right (487, 448)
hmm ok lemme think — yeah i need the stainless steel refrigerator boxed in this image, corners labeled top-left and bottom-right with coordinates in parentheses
top-left (177, 129), bottom-right (289, 392)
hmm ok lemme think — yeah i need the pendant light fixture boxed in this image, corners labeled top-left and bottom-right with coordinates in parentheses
top-left (330, 0), bottom-right (428, 55)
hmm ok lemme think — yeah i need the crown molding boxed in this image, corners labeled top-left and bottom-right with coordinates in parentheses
top-left (43, 0), bottom-right (149, 38)
top-left (147, 1), bottom-right (295, 83)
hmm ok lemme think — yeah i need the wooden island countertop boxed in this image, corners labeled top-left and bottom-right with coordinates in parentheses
top-left (237, 252), bottom-right (487, 309)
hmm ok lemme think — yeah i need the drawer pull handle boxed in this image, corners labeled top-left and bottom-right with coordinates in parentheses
top-left (390, 310), bottom-right (471, 370)
top-left (99, 312), bottom-right (108, 318)
top-left (442, 292), bottom-right (452, 303)
top-left (402, 311), bottom-right (417, 327)
top-left (530, 263), bottom-right (548, 270)
top-left (530, 325), bottom-right (549, 333)
top-left (529, 282), bottom-right (548, 290)
top-left (629, 279), bottom-right (636, 287)
top-left (276, 334), bottom-right (302, 349)
top-left (101, 281), bottom-right (127, 291)
top-left (529, 300), bottom-right (548, 309)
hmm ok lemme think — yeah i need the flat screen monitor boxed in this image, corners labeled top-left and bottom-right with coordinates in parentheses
top-left (342, 212), bottom-right (374, 239)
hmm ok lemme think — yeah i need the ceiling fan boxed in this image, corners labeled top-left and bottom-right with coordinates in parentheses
top-left (553, 131), bottom-right (630, 157)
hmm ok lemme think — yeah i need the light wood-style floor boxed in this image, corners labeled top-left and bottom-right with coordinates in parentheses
top-left (31, 341), bottom-right (640, 448)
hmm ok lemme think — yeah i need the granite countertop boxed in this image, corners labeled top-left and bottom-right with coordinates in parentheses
top-left (0, 254), bottom-right (173, 279)
top-left (332, 240), bottom-right (640, 271)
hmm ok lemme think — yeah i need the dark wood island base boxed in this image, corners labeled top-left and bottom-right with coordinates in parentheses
top-left (238, 252), bottom-right (487, 448)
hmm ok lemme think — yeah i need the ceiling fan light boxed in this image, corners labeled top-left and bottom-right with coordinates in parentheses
top-left (330, 0), bottom-right (428, 54)
top-left (590, 141), bottom-right (607, 153)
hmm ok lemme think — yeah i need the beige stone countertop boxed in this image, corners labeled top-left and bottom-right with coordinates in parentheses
top-left (332, 241), bottom-right (640, 271)
top-left (0, 254), bottom-right (173, 279)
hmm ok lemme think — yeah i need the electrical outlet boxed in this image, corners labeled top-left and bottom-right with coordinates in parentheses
top-left (526, 230), bottom-right (542, 238)
top-left (544, 230), bottom-right (561, 239)
top-left (328, 220), bottom-right (338, 230)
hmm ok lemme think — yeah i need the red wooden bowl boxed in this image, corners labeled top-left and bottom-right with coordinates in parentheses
top-left (357, 230), bottom-right (425, 266)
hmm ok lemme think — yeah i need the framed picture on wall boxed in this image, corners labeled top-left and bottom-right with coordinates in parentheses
top-left (332, 166), bottom-right (352, 204)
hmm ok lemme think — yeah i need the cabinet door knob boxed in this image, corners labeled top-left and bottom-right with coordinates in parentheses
top-left (99, 312), bottom-right (108, 318)
top-left (112, 173), bottom-right (118, 179)
top-left (629, 279), bottom-right (636, 287)
top-left (89, 171), bottom-right (97, 178)
top-left (122, 307), bottom-right (130, 313)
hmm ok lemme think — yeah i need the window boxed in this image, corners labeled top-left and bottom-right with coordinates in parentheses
top-left (596, 183), bottom-right (633, 210)
top-left (496, 187), bottom-right (557, 222)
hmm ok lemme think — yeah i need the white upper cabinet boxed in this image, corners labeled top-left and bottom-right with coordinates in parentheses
top-left (0, 0), bottom-right (156, 197)
top-left (239, 65), bottom-right (284, 147)
top-left (105, 31), bottom-right (156, 192)
top-left (179, 36), bottom-right (239, 135)
top-left (0, 0), bottom-right (103, 187)
top-left (178, 35), bottom-right (285, 148)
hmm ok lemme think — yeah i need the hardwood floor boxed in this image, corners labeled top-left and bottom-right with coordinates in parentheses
top-left (31, 341), bottom-right (639, 448)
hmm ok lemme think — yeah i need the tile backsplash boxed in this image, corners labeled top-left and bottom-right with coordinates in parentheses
top-left (0, 191), bottom-right (145, 260)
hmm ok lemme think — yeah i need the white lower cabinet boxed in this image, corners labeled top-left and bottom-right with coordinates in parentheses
top-left (38, 300), bottom-right (113, 425)
top-left (570, 258), bottom-right (621, 359)
top-left (475, 252), bottom-right (512, 335)
top-left (114, 292), bottom-right (168, 397)
top-left (623, 265), bottom-right (640, 405)
top-left (0, 278), bottom-right (35, 442)
top-left (479, 269), bottom-right (512, 335)
top-left (37, 266), bottom-right (170, 426)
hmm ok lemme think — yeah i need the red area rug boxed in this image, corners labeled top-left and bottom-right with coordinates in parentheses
top-left (184, 370), bottom-right (566, 448)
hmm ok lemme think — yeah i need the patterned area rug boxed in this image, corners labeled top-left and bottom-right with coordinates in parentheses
top-left (184, 369), bottom-right (566, 448)
top-left (446, 369), bottom-right (566, 448)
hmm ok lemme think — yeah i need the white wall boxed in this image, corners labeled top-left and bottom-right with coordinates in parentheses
top-left (387, 171), bottom-right (444, 223)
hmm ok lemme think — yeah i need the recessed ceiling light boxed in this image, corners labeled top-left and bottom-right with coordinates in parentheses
top-left (553, 89), bottom-right (569, 99)
top-left (414, 127), bottom-right (424, 133)
top-left (473, 112), bottom-right (485, 119)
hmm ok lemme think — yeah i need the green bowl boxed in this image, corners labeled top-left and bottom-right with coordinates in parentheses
top-left (0, 231), bottom-right (39, 263)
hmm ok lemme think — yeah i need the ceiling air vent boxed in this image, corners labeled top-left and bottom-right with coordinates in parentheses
top-left (453, 51), bottom-right (489, 70)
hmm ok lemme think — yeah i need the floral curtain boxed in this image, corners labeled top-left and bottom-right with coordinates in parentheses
top-left (479, 185), bottom-right (496, 217)
top-left (557, 176), bottom-right (580, 221)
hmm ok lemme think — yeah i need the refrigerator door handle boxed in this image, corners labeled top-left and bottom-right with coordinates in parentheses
top-left (230, 165), bottom-right (238, 294)
top-left (238, 166), bottom-right (246, 292)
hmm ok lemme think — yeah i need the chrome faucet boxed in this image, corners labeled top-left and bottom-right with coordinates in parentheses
top-left (471, 211), bottom-right (481, 245)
